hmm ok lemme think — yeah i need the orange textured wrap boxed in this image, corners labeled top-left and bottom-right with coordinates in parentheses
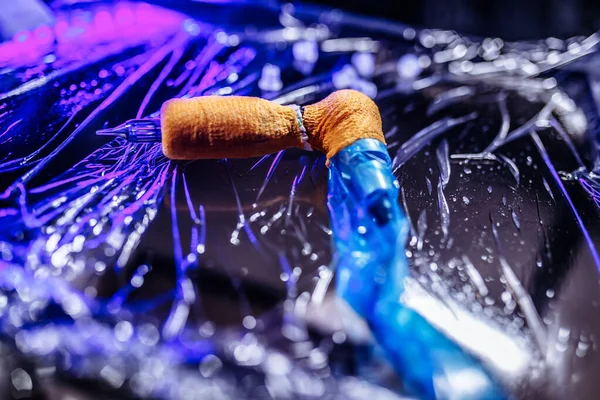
top-left (160, 96), bottom-right (304, 159)
top-left (303, 89), bottom-right (385, 163)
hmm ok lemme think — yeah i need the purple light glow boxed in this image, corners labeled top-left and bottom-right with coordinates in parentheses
top-left (0, 2), bottom-right (185, 68)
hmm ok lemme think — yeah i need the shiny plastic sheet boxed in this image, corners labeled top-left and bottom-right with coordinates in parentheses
top-left (0, 1), bottom-right (599, 399)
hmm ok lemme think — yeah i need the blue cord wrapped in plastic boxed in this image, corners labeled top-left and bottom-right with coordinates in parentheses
top-left (328, 138), bottom-right (506, 399)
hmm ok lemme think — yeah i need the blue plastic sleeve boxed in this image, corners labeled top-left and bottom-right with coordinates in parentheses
top-left (328, 138), bottom-right (506, 400)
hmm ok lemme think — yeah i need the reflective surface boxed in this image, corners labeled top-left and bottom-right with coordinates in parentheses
top-left (0, 1), bottom-right (599, 399)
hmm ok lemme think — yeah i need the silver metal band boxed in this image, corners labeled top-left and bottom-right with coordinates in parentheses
top-left (289, 104), bottom-right (312, 151)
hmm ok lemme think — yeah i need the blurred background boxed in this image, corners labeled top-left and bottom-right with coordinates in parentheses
top-left (310, 0), bottom-right (600, 40)
top-left (5, 0), bottom-right (600, 42)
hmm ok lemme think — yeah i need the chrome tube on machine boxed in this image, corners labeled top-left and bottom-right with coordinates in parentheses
top-left (97, 118), bottom-right (162, 142)
top-left (328, 138), bottom-right (506, 399)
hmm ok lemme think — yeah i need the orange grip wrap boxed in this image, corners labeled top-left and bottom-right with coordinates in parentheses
top-left (303, 90), bottom-right (384, 163)
top-left (161, 96), bottom-right (304, 159)
top-left (160, 89), bottom-right (385, 164)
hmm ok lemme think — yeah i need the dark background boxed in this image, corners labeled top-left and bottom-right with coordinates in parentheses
top-left (71, 0), bottom-right (600, 41)
top-left (307, 0), bottom-right (600, 40)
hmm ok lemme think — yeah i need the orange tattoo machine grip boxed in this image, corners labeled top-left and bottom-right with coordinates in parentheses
top-left (159, 89), bottom-right (385, 164)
